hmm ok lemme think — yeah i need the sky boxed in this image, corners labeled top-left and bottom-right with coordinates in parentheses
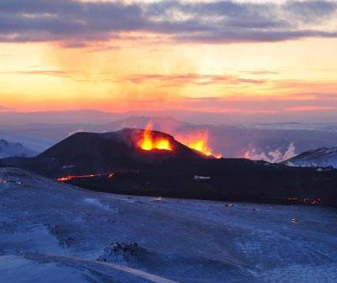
top-left (0, 0), bottom-right (337, 118)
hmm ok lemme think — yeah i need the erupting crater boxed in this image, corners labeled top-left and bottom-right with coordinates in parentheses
top-left (137, 121), bottom-right (221, 158)
top-left (138, 122), bottom-right (172, 151)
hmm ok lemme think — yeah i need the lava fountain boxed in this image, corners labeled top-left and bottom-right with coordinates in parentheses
top-left (139, 121), bottom-right (172, 151)
top-left (177, 130), bottom-right (222, 158)
top-left (138, 122), bottom-right (221, 157)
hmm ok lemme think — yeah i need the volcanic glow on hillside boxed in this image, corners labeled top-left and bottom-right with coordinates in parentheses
top-left (189, 140), bottom-right (212, 156)
top-left (177, 131), bottom-right (222, 158)
top-left (183, 133), bottom-right (213, 156)
top-left (139, 122), bottom-right (172, 151)
top-left (138, 122), bottom-right (221, 158)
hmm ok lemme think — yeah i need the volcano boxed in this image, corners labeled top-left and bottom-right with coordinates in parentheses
top-left (1, 128), bottom-right (337, 207)
top-left (0, 128), bottom-right (205, 178)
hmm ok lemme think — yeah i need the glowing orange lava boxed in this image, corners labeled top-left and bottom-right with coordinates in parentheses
top-left (188, 140), bottom-right (212, 156)
top-left (57, 173), bottom-right (102, 182)
top-left (139, 121), bottom-right (172, 151)
top-left (137, 123), bottom-right (221, 157)
top-left (177, 130), bottom-right (222, 158)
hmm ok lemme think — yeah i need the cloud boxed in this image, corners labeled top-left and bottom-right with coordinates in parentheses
top-left (242, 70), bottom-right (279, 75)
top-left (0, 69), bottom-right (77, 78)
top-left (285, 106), bottom-right (337, 112)
top-left (244, 143), bottom-right (296, 163)
top-left (0, 0), bottom-right (336, 45)
top-left (0, 104), bottom-right (13, 112)
top-left (177, 29), bottom-right (337, 44)
top-left (182, 95), bottom-right (337, 114)
top-left (123, 73), bottom-right (266, 86)
top-left (285, 0), bottom-right (337, 23)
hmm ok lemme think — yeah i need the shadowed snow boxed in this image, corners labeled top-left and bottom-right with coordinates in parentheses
top-left (0, 167), bottom-right (337, 283)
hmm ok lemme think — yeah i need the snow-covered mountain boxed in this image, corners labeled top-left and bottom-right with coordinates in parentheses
top-left (0, 139), bottom-right (36, 158)
top-left (285, 147), bottom-right (337, 168)
top-left (0, 130), bottom-right (54, 153)
top-left (1, 167), bottom-right (337, 283)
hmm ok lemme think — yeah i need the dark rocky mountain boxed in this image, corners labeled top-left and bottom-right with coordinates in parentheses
top-left (0, 128), bottom-right (204, 178)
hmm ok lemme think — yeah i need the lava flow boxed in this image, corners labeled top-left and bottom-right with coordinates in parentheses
top-left (139, 122), bottom-right (172, 151)
top-left (57, 173), bottom-right (103, 182)
top-left (286, 197), bottom-right (321, 205)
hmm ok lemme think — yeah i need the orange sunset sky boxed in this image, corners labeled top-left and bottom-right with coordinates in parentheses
top-left (0, 0), bottom-right (337, 115)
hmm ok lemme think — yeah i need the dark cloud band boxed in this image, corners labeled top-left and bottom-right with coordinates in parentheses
top-left (0, 0), bottom-right (336, 45)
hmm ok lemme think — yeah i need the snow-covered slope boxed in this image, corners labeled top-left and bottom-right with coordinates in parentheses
top-left (1, 168), bottom-right (337, 283)
top-left (0, 139), bottom-right (36, 158)
top-left (285, 147), bottom-right (337, 168)
top-left (0, 130), bottom-right (54, 153)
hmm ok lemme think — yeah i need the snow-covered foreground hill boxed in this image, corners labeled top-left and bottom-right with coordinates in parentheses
top-left (0, 168), bottom-right (337, 283)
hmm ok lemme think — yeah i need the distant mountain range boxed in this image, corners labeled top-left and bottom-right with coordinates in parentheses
top-left (0, 139), bottom-right (36, 158)
top-left (1, 109), bottom-right (337, 125)
top-left (285, 147), bottom-right (337, 168)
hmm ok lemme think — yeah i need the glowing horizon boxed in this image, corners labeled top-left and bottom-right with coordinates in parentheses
top-left (1, 0), bottom-right (337, 116)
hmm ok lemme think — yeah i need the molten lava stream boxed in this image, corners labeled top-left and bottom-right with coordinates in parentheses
top-left (57, 173), bottom-right (102, 182)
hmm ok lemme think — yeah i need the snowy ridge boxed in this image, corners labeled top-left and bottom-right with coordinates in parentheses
top-left (0, 130), bottom-right (54, 153)
top-left (285, 147), bottom-right (337, 168)
top-left (0, 139), bottom-right (36, 158)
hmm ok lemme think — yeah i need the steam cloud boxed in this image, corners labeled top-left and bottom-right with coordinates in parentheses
top-left (244, 143), bottom-right (296, 163)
